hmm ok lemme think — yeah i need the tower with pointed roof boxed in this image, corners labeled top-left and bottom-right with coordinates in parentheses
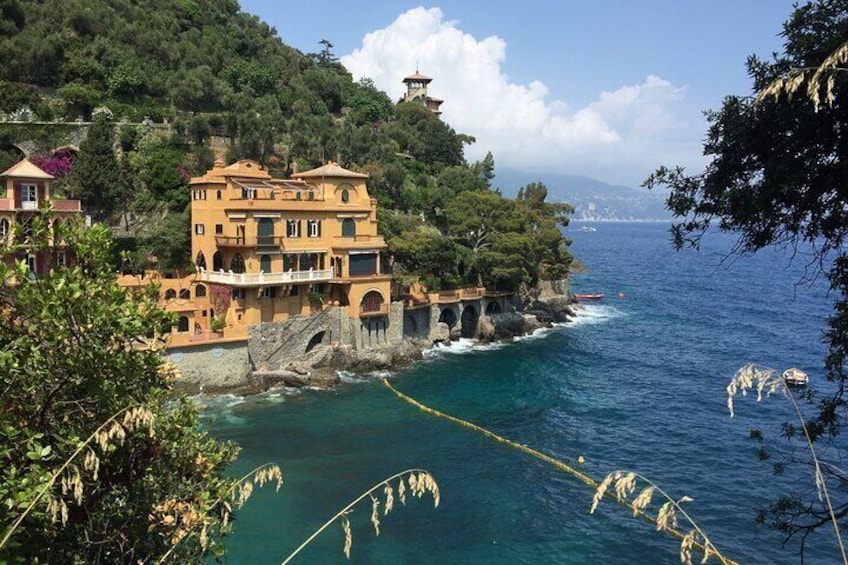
top-left (401, 69), bottom-right (444, 116)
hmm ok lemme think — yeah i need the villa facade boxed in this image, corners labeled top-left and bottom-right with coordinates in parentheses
top-left (0, 159), bottom-right (82, 274)
top-left (187, 159), bottom-right (391, 335)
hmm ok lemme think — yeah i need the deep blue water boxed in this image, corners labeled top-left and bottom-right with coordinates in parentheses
top-left (206, 222), bottom-right (836, 564)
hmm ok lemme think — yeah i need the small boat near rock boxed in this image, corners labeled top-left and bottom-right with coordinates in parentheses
top-left (783, 367), bottom-right (809, 386)
top-left (573, 293), bottom-right (604, 302)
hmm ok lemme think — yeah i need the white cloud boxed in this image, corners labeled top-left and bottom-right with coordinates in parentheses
top-left (341, 7), bottom-right (704, 187)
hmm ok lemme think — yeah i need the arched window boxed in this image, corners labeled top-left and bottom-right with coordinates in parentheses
top-left (177, 316), bottom-right (190, 332)
top-left (196, 251), bottom-right (206, 270)
top-left (260, 254), bottom-right (272, 273)
top-left (216, 190), bottom-right (222, 200)
top-left (341, 188), bottom-right (349, 203)
top-left (341, 218), bottom-right (356, 238)
top-left (0, 219), bottom-right (8, 238)
top-left (257, 218), bottom-right (274, 245)
top-left (230, 254), bottom-right (245, 273)
top-left (179, 289), bottom-right (190, 300)
top-left (213, 251), bottom-right (223, 271)
top-left (360, 291), bottom-right (384, 314)
top-left (195, 284), bottom-right (207, 298)
top-left (164, 289), bottom-right (177, 300)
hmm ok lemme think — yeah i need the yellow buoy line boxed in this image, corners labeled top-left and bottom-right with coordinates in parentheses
top-left (381, 378), bottom-right (738, 564)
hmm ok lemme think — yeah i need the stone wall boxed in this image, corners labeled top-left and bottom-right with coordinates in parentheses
top-left (249, 306), bottom-right (348, 371)
top-left (165, 341), bottom-right (250, 393)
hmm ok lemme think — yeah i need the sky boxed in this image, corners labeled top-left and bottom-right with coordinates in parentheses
top-left (239, 1), bottom-right (798, 187)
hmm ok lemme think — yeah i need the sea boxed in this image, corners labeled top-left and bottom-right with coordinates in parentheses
top-left (203, 222), bottom-right (837, 564)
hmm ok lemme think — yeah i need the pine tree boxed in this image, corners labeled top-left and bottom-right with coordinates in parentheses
top-left (71, 115), bottom-right (121, 221)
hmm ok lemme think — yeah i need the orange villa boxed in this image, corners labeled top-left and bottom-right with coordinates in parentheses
top-left (119, 159), bottom-right (394, 346)
top-left (0, 159), bottom-right (82, 274)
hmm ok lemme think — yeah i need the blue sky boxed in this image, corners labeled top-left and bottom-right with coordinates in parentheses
top-left (239, 1), bottom-right (798, 186)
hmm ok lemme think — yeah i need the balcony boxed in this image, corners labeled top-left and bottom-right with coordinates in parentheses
top-left (21, 200), bottom-right (37, 211)
top-left (360, 302), bottom-right (389, 318)
top-left (52, 199), bottom-right (82, 212)
top-left (214, 235), bottom-right (286, 248)
top-left (332, 234), bottom-right (386, 248)
top-left (196, 267), bottom-right (333, 287)
top-left (431, 290), bottom-right (461, 304)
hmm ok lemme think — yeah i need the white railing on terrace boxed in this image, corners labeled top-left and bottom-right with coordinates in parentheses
top-left (196, 267), bottom-right (333, 287)
top-left (21, 200), bottom-right (37, 210)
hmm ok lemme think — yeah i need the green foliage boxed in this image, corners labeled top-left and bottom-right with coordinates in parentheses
top-left (388, 226), bottom-right (464, 290)
top-left (0, 213), bottom-right (241, 562)
top-left (70, 114), bottom-right (121, 220)
top-left (642, 0), bottom-right (848, 547)
top-left (56, 82), bottom-right (102, 120)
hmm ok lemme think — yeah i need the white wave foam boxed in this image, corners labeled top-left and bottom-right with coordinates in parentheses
top-left (423, 337), bottom-right (508, 358)
top-left (192, 393), bottom-right (246, 410)
top-left (367, 370), bottom-right (395, 379)
top-left (337, 370), bottom-right (368, 384)
top-left (566, 304), bottom-right (625, 327)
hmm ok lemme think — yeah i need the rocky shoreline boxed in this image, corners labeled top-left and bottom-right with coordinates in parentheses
top-left (172, 281), bottom-right (576, 396)
top-left (244, 285), bottom-right (575, 394)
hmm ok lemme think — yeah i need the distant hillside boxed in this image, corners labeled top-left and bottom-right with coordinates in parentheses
top-left (496, 168), bottom-right (671, 221)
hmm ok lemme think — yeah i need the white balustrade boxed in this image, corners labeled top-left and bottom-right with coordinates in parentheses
top-left (196, 267), bottom-right (333, 287)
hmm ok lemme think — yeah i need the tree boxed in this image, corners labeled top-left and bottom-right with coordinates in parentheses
top-left (643, 0), bottom-right (848, 549)
top-left (0, 213), bottom-right (258, 562)
top-left (70, 114), bottom-right (121, 221)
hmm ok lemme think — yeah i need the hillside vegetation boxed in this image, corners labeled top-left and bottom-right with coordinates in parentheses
top-left (0, 0), bottom-right (572, 290)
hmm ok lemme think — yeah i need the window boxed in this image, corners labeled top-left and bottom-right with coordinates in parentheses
top-left (284, 254), bottom-right (297, 271)
top-left (260, 254), bottom-right (272, 273)
top-left (296, 192), bottom-right (302, 200)
top-left (0, 219), bottom-right (8, 238)
top-left (286, 219), bottom-right (301, 238)
top-left (56, 251), bottom-right (66, 267)
top-left (257, 218), bottom-right (274, 244)
top-left (195, 224), bottom-right (205, 235)
top-left (215, 224), bottom-right (223, 234)
top-left (313, 283), bottom-right (325, 294)
top-left (179, 288), bottom-right (191, 299)
top-left (341, 218), bottom-right (356, 238)
top-left (177, 316), bottom-right (190, 332)
top-left (341, 189), bottom-right (349, 203)
top-left (230, 254), bottom-right (245, 273)
top-left (164, 289), bottom-right (177, 300)
top-left (21, 184), bottom-right (37, 201)
top-left (349, 253), bottom-right (378, 276)
top-left (195, 284), bottom-right (207, 298)
top-left (261, 286), bottom-right (276, 299)
top-left (242, 187), bottom-right (257, 199)
top-left (308, 191), bottom-right (314, 200)
top-left (196, 251), bottom-right (206, 270)
top-left (216, 190), bottom-right (222, 200)
top-left (308, 220), bottom-right (321, 238)
top-left (26, 254), bottom-right (36, 273)
top-left (290, 285), bottom-right (299, 296)
top-left (232, 288), bottom-right (247, 300)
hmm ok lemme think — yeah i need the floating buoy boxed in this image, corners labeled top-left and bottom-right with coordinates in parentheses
top-left (617, 292), bottom-right (625, 299)
top-left (577, 455), bottom-right (585, 465)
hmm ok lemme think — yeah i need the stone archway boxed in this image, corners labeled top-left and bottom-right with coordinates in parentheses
top-left (438, 307), bottom-right (457, 329)
top-left (461, 304), bottom-right (478, 338)
top-left (485, 300), bottom-right (502, 315)
top-left (305, 330), bottom-right (327, 353)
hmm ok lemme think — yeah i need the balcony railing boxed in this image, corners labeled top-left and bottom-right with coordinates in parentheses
top-left (360, 302), bottom-right (389, 317)
top-left (214, 235), bottom-right (286, 248)
top-left (196, 267), bottom-right (333, 287)
top-left (53, 199), bottom-right (82, 212)
top-left (21, 200), bottom-right (37, 210)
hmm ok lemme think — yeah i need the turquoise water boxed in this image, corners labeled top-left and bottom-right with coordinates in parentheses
top-left (206, 223), bottom-right (835, 564)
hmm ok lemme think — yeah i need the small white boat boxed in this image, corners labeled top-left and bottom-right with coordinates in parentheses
top-left (783, 367), bottom-right (809, 386)
top-left (580, 226), bottom-right (597, 232)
